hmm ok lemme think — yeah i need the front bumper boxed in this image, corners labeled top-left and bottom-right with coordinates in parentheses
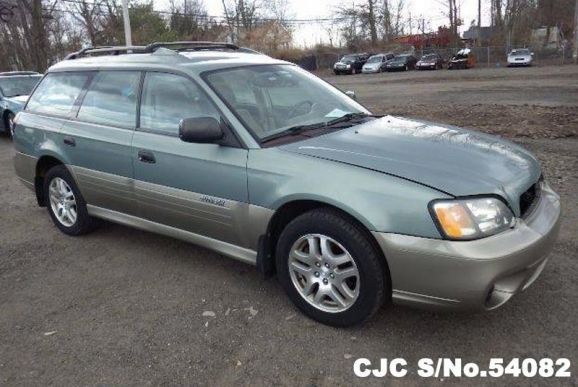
top-left (362, 67), bottom-right (380, 73)
top-left (334, 68), bottom-right (352, 74)
top-left (372, 183), bottom-right (561, 311)
top-left (508, 58), bottom-right (532, 66)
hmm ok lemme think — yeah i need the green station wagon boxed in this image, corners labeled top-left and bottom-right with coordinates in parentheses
top-left (13, 42), bottom-right (561, 326)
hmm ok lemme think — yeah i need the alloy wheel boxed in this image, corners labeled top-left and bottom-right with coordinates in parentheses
top-left (49, 177), bottom-right (77, 227)
top-left (288, 234), bottom-right (360, 313)
top-left (7, 113), bottom-right (14, 138)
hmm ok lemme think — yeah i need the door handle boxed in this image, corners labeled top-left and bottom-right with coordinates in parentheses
top-left (63, 137), bottom-right (76, 146)
top-left (138, 150), bottom-right (156, 164)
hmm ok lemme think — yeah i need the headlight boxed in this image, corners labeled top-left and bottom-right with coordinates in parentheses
top-left (430, 197), bottom-right (515, 240)
top-left (346, 64), bottom-right (351, 68)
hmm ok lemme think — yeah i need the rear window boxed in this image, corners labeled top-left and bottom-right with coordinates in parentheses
top-left (26, 73), bottom-right (89, 116)
top-left (77, 71), bottom-right (141, 128)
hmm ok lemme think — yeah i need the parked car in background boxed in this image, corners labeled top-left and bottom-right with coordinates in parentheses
top-left (507, 48), bottom-right (534, 67)
top-left (0, 71), bottom-right (42, 138)
top-left (448, 49), bottom-right (476, 69)
top-left (416, 53), bottom-right (444, 70)
top-left (385, 54), bottom-right (417, 72)
top-left (333, 53), bottom-right (370, 75)
top-left (361, 53), bottom-right (395, 74)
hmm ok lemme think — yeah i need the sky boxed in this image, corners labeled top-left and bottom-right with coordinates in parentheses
top-left (180, 0), bottom-right (492, 47)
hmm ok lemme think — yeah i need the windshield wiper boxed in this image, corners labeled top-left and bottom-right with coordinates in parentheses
top-left (324, 112), bottom-right (379, 127)
top-left (261, 113), bottom-right (380, 144)
top-left (261, 122), bottom-right (328, 143)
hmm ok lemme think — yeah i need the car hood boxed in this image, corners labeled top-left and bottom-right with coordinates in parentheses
top-left (509, 55), bottom-right (531, 59)
top-left (280, 116), bottom-right (541, 214)
top-left (4, 95), bottom-right (29, 105)
top-left (363, 63), bottom-right (380, 68)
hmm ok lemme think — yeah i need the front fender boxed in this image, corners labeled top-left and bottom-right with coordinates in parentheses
top-left (248, 148), bottom-right (450, 239)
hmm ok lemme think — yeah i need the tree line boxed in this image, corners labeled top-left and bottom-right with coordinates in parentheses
top-left (0, 0), bottom-right (575, 72)
top-left (333, 0), bottom-right (575, 49)
top-left (0, 0), bottom-right (291, 71)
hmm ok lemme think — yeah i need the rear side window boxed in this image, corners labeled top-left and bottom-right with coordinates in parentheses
top-left (77, 71), bottom-right (140, 128)
top-left (139, 72), bottom-right (219, 135)
top-left (26, 73), bottom-right (88, 116)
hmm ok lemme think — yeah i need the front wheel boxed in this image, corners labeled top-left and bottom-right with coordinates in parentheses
top-left (276, 208), bottom-right (389, 326)
top-left (44, 165), bottom-right (98, 236)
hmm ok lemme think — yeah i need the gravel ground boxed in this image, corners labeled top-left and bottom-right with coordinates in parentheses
top-left (1, 65), bottom-right (577, 386)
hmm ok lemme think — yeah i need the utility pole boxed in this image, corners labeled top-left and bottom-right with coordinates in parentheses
top-left (121, 0), bottom-right (132, 47)
top-left (478, 0), bottom-right (481, 28)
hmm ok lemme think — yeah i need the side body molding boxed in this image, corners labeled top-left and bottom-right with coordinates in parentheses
top-left (67, 166), bottom-right (274, 264)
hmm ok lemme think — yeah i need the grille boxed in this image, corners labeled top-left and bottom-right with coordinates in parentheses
top-left (519, 182), bottom-right (540, 217)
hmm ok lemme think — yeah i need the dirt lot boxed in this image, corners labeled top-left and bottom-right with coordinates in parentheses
top-left (1, 65), bottom-right (577, 386)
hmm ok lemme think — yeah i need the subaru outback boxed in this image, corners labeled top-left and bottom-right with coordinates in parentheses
top-left (13, 42), bottom-right (561, 326)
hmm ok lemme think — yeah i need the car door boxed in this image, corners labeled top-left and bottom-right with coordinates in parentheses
top-left (60, 70), bottom-right (141, 215)
top-left (132, 71), bottom-right (249, 246)
top-left (380, 55), bottom-right (387, 71)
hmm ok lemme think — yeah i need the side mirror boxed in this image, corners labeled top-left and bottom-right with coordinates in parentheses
top-left (531, 52), bottom-right (535, 56)
top-left (345, 90), bottom-right (356, 100)
top-left (179, 116), bottom-right (223, 144)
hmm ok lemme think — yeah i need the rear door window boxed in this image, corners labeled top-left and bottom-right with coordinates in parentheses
top-left (77, 71), bottom-right (141, 128)
top-left (26, 73), bottom-right (89, 116)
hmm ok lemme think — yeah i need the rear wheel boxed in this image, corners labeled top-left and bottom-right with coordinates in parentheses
top-left (44, 165), bottom-right (97, 236)
top-left (4, 112), bottom-right (14, 139)
top-left (276, 208), bottom-right (389, 326)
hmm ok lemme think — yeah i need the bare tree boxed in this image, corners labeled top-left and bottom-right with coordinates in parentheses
top-left (438, 0), bottom-right (460, 43)
top-left (221, 0), bottom-right (261, 43)
top-left (65, 0), bottom-right (105, 46)
top-left (380, 0), bottom-right (405, 41)
top-left (367, 0), bottom-right (378, 44)
top-left (169, 0), bottom-right (210, 40)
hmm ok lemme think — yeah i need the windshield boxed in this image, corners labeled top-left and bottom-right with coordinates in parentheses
top-left (391, 56), bottom-right (407, 63)
top-left (367, 56), bottom-right (382, 63)
top-left (0, 75), bottom-right (42, 97)
top-left (204, 65), bottom-right (369, 141)
top-left (421, 55), bottom-right (437, 61)
top-left (341, 55), bottom-right (357, 62)
top-left (511, 49), bottom-right (530, 56)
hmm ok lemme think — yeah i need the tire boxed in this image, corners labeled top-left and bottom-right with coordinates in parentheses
top-left (4, 111), bottom-right (14, 139)
top-left (275, 208), bottom-right (389, 327)
top-left (44, 165), bottom-right (97, 236)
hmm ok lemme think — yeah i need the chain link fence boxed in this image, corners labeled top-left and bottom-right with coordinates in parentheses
top-left (303, 45), bottom-right (573, 71)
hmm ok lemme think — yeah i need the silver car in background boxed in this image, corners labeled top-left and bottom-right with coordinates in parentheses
top-left (362, 53), bottom-right (394, 74)
top-left (507, 48), bottom-right (534, 67)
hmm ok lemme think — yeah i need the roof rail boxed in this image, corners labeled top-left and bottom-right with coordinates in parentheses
top-left (0, 71), bottom-right (41, 76)
top-left (65, 41), bottom-right (258, 60)
top-left (65, 46), bottom-right (147, 60)
top-left (145, 41), bottom-right (239, 52)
